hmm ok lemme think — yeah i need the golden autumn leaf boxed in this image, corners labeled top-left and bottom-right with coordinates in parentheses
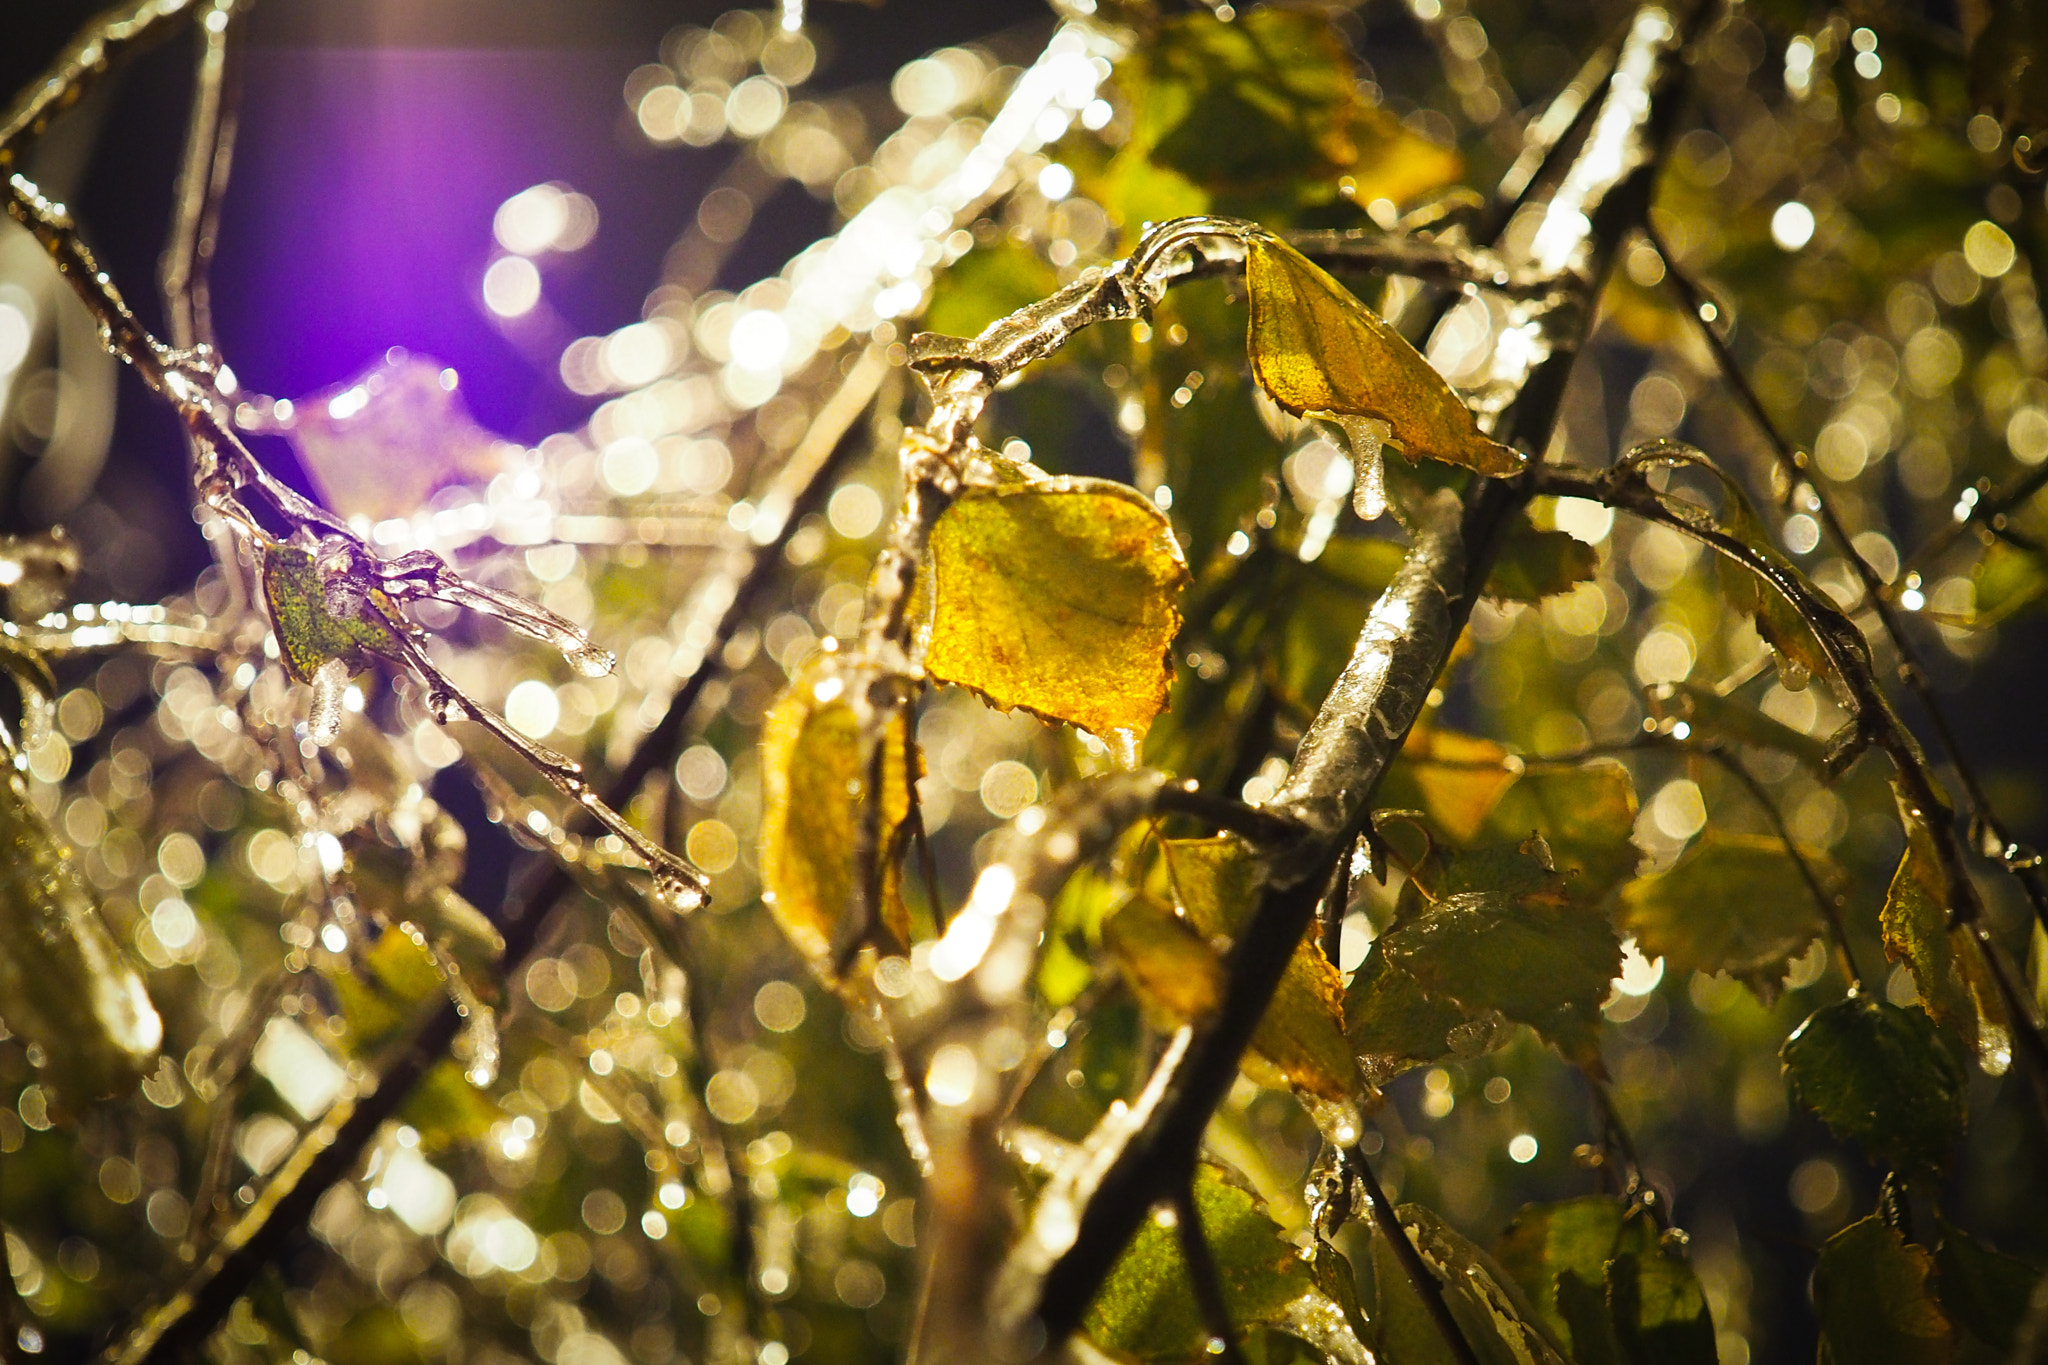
top-left (1162, 836), bottom-right (1359, 1101)
top-left (1244, 232), bottom-right (1522, 518)
top-left (923, 476), bottom-right (1189, 746)
top-left (759, 655), bottom-right (916, 979)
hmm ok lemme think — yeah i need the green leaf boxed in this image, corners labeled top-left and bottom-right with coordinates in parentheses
top-left (1161, 836), bottom-right (1359, 1101)
top-left (1969, 539), bottom-right (2047, 627)
top-left (1881, 812), bottom-right (1980, 1054)
top-left (759, 655), bottom-right (916, 980)
top-left (1245, 234), bottom-right (1521, 518)
top-left (1814, 1215), bottom-right (1955, 1365)
top-left (1605, 1224), bottom-right (1717, 1365)
top-left (1371, 1203), bottom-right (1570, 1365)
top-left (0, 766), bottom-right (161, 1103)
top-left (1345, 949), bottom-right (1503, 1087)
top-left (1082, 1163), bottom-right (1313, 1361)
top-left (1665, 683), bottom-right (1828, 773)
top-left (1479, 760), bottom-right (1639, 904)
top-left (1934, 1216), bottom-right (2041, 1352)
top-left (1376, 839), bottom-right (1621, 1068)
top-left (1782, 997), bottom-right (1967, 1176)
top-left (1496, 1196), bottom-right (1629, 1352)
top-left (1487, 517), bottom-right (1599, 602)
top-left (1615, 831), bottom-right (1832, 999)
top-left (923, 475), bottom-right (1189, 745)
top-left (260, 543), bottom-right (406, 684)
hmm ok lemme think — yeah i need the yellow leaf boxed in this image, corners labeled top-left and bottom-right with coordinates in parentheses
top-left (1393, 727), bottom-right (1521, 844)
top-left (924, 476), bottom-right (1189, 745)
top-left (1162, 836), bottom-right (1359, 1101)
top-left (1102, 896), bottom-right (1225, 1026)
top-left (1244, 233), bottom-right (1522, 513)
top-left (1881, 811), bottom-right (1980, 1056)
top-left (759, 656), bottom-right (915, 979)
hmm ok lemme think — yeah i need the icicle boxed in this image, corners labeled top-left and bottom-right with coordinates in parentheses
top-left (460, 1006), bottom-right (501, 1088)
top-left (308, 657), bottom-right (350, 745)
top-left (1304, 1095), bottom-right (1362, 1148)
top-left (1327, 414), bottom-right (1393, 521)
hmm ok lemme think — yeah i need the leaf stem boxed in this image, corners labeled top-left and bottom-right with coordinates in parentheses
top-left (1345, 1142), bottom-right (1482, 1365)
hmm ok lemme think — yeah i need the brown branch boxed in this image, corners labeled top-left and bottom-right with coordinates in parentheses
top-left (1171, 1184), bottom-right (1250, 1365)
top-left (1347, 1143), bottom-right (1482, 1365)
top-left (0, 0), bottom-right (203, 167)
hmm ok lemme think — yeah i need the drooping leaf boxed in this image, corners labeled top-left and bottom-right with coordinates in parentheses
top-left (1083, 1163), bottom-right (1314, 1361)
top-left (1615, 831), bottom-right (1832, 998)
top-left (1381, 726), bottom-right (1520, 845)
top-left (923, 475), bottom-right (1188, 745)
top-left (260, 543), bottom-right (406, 684)
top-left (1375, 840), bottom-right (1621, 1068)
top-left (1604, 1222), bottom-right (1718, 1365)
top-left (0, 766), bottom-right (161, 1103)
top-left (1934, 1216), bottom-right (2041, 1353)
top-left (1479, 760), bottom-right (1639, 904)
top-left (1496, 1196), bottom-right (1629, 1352)
top-left (1102, 895), bottom-right (1225, 1027)
top-left (759, 655), bottom-right (916, 979)
top-left (1813, 1215), bottom-right (1955, 1365)
top-left (1881, 812), bottom-right (1980, 1053)
top-left (1372, 1203), bottom-right (1570, 1365)
top-left (1487, 517), bottom-right (1600, 602)
top-left (1245, 234), bottom-right (1522, 511)
top-left (1162, 836), bottom-right (1359, 1100)
top-left (1782, 997), bottom-right (1967, 1176)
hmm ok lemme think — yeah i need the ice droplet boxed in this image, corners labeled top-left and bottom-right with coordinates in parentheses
top-left (461, 1006), bottom-right (500, 1088)
top-left (1331, 414), bottom-right (1392, 521)
top-left (426, 689), bottom-right (469, 725)
top-left (654, 866), bottom-right (706, 914)
top-left (308, 657), bottom-right (350, 745)
top-left (1104, 728), bottom-right (1142, 770)
top-left (567, 645), bottom-right (615, 679)
top-left (1305, 1095), bottom-right (1362, 1148)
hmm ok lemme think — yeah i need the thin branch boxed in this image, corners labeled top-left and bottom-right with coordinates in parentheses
top-left (1170, 1185), bottom-right (1249, 1365)
top-left (159, 0), bottom-right (240, 351)
top-left (1346, 1142), bottom-right (1482, 1365)
top-left (1284, 230), bottom-right (1564, 300)
top-left (1647, 224), bottom-right (2048, 938)
top-left (0, 0), bottom-right (203, 167)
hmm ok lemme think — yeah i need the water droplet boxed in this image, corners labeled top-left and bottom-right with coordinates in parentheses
top-left (427, 689), bottom-right (469, 725)
top-left (308, 657), bottom-right (350, 745)
top-left (654, 867), bottom-right (705, 913)
top-left (568, 644), bottom-right (615, 678)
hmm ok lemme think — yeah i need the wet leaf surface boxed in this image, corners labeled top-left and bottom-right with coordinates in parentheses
top-left (1782, 997), bottom-right (1967, 1176)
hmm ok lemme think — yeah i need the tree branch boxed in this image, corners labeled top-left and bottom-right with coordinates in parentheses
top-left (1348, 1143), bottom-right (1483, 1365)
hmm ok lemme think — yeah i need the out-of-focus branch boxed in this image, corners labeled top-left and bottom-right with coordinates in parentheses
top-left (1648, 224), bottom-right (2048, 936)
top-left (160, 0), bottom-right (241, 352)
top-left (0, 0), bottom-right (202, 168)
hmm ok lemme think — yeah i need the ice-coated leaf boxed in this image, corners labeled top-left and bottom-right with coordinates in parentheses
top-left (923, 476), bottom-right (1188, 744)
top-left (0, 766), bottom-right (161, 1102)
top-left (1381, 726), bottom-right (1520, 844)
top-left (1495, 1196), bottom-right (1715, 1365)
top-left (1375, 840), bottom-right (1621, 1069)
top-left (759, 655), bottom-right (915, 978)
top-left (260, 542), bottom-right (406, 684)
top-left (1344, 950), bottom-right (1501, 1086)
top-left (1244, 233), bottom-right (1522, 491)
top-left (1480, 760), bottom-right (1639, 904)
top-left (1372, 1203), bottom-right (1569, 1365)
top-left (1082, 1163), bottom-right (1313, 1361)
top-left (1162, 836), bottom-right (1359, 1100)
top-left (1487, 517), bottom-right (1600, 602)
top-left (1881, 813), bottom-right (1979, 1053)
top-left (1814, 1215), bottom-right (1954, 1365)
top-left (1615, 831), bottom-right (1832, 998)
top-left (1782, 997), bottom-right (1966, 1176)
top-left (1933, 1216), bottom-right (2040, 1353)
top-left (1102, 895), bottom-right (1225, 1026)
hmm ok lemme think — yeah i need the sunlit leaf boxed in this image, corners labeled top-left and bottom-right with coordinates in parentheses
top-left (1969, 539), bottom-right (2047, 627)
top-left (260, 543), bottom-right (406, 684)
top-left (923, 475), bottom-right (1188, 745)
top-left (0, 766), bottom-right (160, 1102)
top-left (1881, 813), bottom-right (1980, 1053)
top-left (1162, 836), bottom-right (1359, 1100)
top-left (1083, 1163), bottom-right (1313, 1361)
top-left (1615, 831), bottom-right (1832, 999)
top-left (1245, 233), bottom-right (1522, 516)
top-left (1496, 1194), bottom-right (1715, 1365)
top-left (1496, 1196), bottom-right (1629, 1352)
top-left (1934, 1216), bottom-right (2040, 1353)
top-left (759, 655), bottom-right (916, 978)
top-left (1345, 950), bottom-right (1503, 1086)
top-left (1479, 760), bottom-right (1639, 904)
top-left (1372, 1203), bottom-right (1569, 1365)
top-left (1813, 1215), bottom-right (1955, 1365)
top-left (1102, 895), bottom-right (1225, 1027)
top-left (1374, 839), bottom-right (1621, 1068)
top-left (1382, 726), bottom-right (1520, 845)
top-left (1782, 997), bottom-right (1967, 1176)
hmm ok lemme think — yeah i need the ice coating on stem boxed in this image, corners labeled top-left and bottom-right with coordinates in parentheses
top-left (1305, 1095), bottom-right (1363, 1148)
